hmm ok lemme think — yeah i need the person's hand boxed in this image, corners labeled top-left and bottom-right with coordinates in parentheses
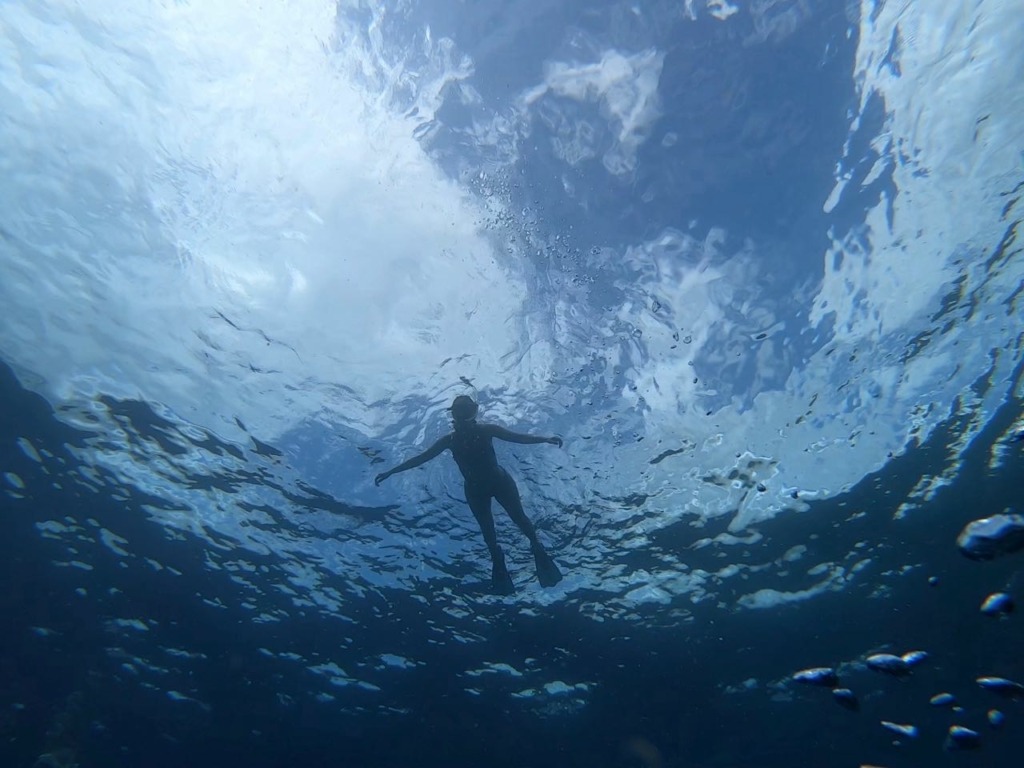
top-left (548, 436), bottom-right (563, 448)
top-left (375, 471), bottom-right (391, 486)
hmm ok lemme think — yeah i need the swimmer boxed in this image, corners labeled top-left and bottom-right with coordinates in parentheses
top-left (375, 395), bottom-right (563, 594)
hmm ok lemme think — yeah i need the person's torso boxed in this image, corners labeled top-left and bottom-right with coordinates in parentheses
top-left (449, 423), bottom-right (501, 484)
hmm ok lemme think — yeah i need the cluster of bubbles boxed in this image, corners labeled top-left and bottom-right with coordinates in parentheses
top-left (792, 511), bottom-right (1024, 760)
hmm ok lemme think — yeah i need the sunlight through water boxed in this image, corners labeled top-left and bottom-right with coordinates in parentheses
top-left (1, 0), bottom-right (1023, 725)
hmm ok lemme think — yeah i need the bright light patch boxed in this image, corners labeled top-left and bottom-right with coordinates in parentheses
top-left (0, 0), bottom-right (533, 440)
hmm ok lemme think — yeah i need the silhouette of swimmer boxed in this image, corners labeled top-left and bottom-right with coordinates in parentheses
top-left (375, 395), bottom-right (563, 594)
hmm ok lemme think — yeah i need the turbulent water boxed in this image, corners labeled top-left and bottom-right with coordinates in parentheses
top-left (1, 1), bottom-right (1023, 766)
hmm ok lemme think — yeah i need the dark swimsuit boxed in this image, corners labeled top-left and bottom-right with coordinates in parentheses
top-left (449, 424), bottom-right (518, 510)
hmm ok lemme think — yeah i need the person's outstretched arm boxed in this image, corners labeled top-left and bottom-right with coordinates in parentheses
top-left (483, 423), bottom-right (563, 448)
top-left (375, 435), bottom-right (451, 486)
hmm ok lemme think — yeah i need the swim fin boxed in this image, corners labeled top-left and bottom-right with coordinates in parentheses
top-left (533, 547), bottom-right (563, 588)
top-left (491, 559), bottom-right (515, 595)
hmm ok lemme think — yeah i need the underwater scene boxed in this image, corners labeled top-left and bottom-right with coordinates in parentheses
top-left (1, 1), bottom-right (1023, 766)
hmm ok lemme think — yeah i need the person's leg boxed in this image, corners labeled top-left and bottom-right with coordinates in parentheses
top-left (466, 485), bottom-right (514, 594)
top-left (494, 468), bottom-right (563, 587)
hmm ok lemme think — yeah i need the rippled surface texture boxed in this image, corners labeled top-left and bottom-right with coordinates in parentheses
top-left (1, 1), bottom-right (1023, 766)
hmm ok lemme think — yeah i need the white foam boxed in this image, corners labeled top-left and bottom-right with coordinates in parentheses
top-left (522, 48), bottom-right (664, 176)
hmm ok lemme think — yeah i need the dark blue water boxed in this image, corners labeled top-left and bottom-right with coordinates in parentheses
top-left (3, 355), bottom-right (1022, 767)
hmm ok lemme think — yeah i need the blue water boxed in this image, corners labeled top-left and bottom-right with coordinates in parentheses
top-left (1, 1), bottom-right (1023, 766)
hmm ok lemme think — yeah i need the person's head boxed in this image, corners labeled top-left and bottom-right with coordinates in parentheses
top-left (450, 395), bottom-right (478, 427)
